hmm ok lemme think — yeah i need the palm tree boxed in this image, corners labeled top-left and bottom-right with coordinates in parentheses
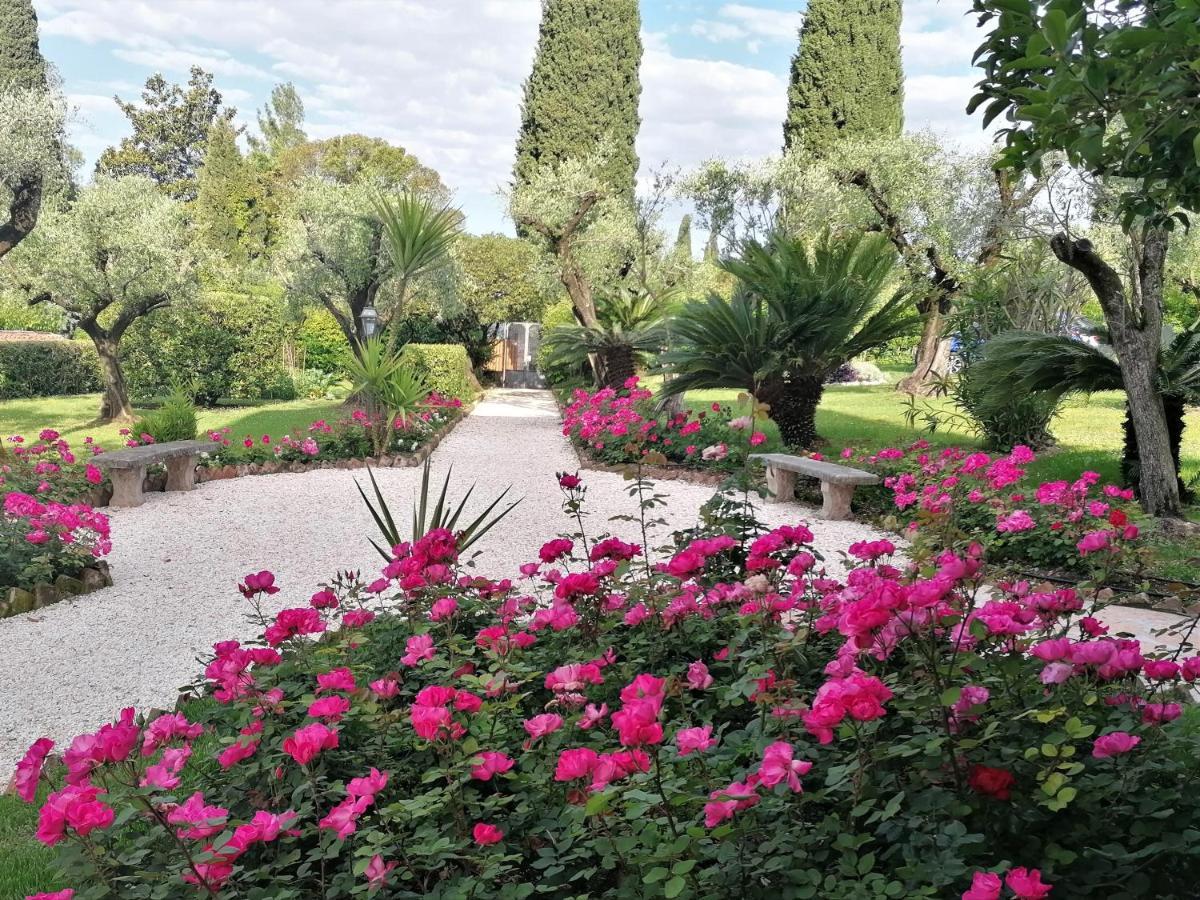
top-left (542, 287), bottom-right (670, 389)
top-left (970, 323), bottom-right (1200, 500)
top-left (660, 230), bottom-right (918, 448)
top-left (372, 192), bottom-right (462, 354)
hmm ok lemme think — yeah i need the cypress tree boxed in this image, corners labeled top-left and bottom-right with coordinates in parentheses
top-left (782, 0), bottom-right (903, 156)
top-left (674, 214), bottom-right (692, 257)
top-left (0, 0), bottom-right (47, 91)
top-left (513, 0), bottom-right (642, 202)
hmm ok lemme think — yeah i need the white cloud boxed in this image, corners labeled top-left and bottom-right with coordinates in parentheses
top-left (35, 0), bottom-right (992, 232)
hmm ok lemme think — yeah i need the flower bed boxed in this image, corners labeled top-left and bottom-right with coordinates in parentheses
top-left (11, 470), bottom-right (1200, 898)
top-left (561, 379), bottom-right (774, 475)
top-left (0, 431), bottom-right (112, 618)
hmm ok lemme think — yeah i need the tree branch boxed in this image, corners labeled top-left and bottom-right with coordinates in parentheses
top-left (0, 176), bottom-right (44, 260)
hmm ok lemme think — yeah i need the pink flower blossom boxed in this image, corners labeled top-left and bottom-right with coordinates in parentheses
top-left (757, 741), bottom-right (812, 792)
top-left (471, 751), bottom-right (516, 781)
top-left (523, 714), bottom-right (564, 746)
top-left (282, 723), bottom-right (339, 765)
top-left (37, 784), bottom-right (115, 845)
top-left (676, 725), bottom-right (717, 757)
top-left (365, 854), bottom-right (397, 890)
top-left (472, 822), bottom-right (503, 845)
top-left (1005, 867), bottom-right (1052, 899)
top-left (308, 695), bottom-right (351, 721)
top-left (1092, 731), bottom-right (1140, 758)
top-left (429, 597), bottom-right (458, 621)
top-left (317, 667), bottom-right (357, 694)
top-left (13, 738), bottom-right (54, 803)
top-left (370, 677), bottom-right (399, 699)
top-left (962, 871), bottom-right (1002, 900)
top-left (401, 633), bottom-right (436, 666)
top-left (686, 660), bottom-right (713, 690)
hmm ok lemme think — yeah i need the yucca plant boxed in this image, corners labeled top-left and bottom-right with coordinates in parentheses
top-left (345, 337), bottom-right (430, 455)
top-left (356, 460), bottom-right (522, 560)
top-left (542, 287), bottom-right (670, 388)
top-left (373, 192), bottom-right (462, 353)
top-left (970, 322), bottom-right (1200, 501)
top-left (660, 229), bottom-right (919, 448)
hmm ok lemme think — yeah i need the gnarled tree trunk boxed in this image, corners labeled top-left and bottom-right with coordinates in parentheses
top-left (91, 334), bottom-right (135, 423)
top-left (1122, 395), bottom-right (1193, 505)
top-left (898, 303), bottom-right (951, 395)
top-left (597, 344), bottom-right (636, 390)
top-left (0, 176), bottom-right (44, 261)
top-left (1051, 230), bottom-right (1180, 518)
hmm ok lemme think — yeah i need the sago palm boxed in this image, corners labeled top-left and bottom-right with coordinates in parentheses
top-left (660, 229), bottom-right (918, 448)
top-left (542, 287), bottom-right (670, 389)
top-left (970, 322), bottom-right (1200, 500)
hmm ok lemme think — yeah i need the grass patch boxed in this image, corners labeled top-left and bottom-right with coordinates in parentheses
top-left (0, 394), bottom-right (346, 450)
top-left (0, 788), bottom-right (63, 900)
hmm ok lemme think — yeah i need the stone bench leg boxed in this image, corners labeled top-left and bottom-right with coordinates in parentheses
top-left (109, 467), bottom-right (146, 508)
top-left (764, 465), bottom-right (797, 503)
top-left (165, 455), bottom-right (198, 492)
top-left (820, 482), bottom-right (856, 520)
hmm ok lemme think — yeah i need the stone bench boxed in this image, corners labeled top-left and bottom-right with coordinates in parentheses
top-left (750, 453), bottom-right (879, 520)
top-left (93, 439), bottom-right (214, 508)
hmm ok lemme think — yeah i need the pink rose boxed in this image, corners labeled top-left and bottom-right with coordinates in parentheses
top-left (472, 822), bottom-right (503, 845)
top-left (1092, 731), bottom-right (1141, 759)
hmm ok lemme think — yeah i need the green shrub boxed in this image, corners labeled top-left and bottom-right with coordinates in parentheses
top-left (0, 293), bottom-right (64, 332)
top-left (297, 308), bottom-right (351, 374)
top-left (122, 287), bottom-right (294, 406)
top-left (537, 297), bottom-right (583, 385)
top-left (0, 340), bottom-right (102, 399)
top-left (132, 388), bottom-right (198, 443)
top-left (400, 343), bottom-right (475, 400)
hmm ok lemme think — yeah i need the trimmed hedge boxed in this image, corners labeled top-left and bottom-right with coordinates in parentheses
top-left (122, 288), bottom-right (295, 406)
top-left (0, 340), bottom-right (102, 399)
top-left (297, 308), bottom-right (351, 374)
top-left (401, 343), bottom-right (475, 400)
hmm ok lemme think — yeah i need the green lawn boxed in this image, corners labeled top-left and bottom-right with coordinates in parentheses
top-left (0, 394), bottom-right (345, 450)
top-left (0, 790), bottom-right (62, 899)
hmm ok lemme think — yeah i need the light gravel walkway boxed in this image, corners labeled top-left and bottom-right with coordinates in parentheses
top-left (0, 390), bottom-right (889, 776)
top-left (0, 390), bottom-right (1188, 777)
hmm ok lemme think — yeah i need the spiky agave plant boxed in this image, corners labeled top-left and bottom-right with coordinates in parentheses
top-left (356, 460), bottom-right (522, 561)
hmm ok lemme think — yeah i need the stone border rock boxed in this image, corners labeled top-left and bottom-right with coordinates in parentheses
top-left (86, 411), bottom-right (469, 507)
top-left (0, 561), bottom-right (113, 619)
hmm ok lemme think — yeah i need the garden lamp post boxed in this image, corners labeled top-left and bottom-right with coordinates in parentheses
top-left (360, 304), bottom-right (379, 340)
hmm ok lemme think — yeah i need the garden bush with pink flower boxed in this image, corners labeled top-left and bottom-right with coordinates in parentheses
top-left (197, 394), bottom-right (464, 466)
top-left (561, 379), bottom-right (774, 472)
top-left (822, 441), bottom-right (1149, 579)
top-left (12, 472), bottom-right (1200, 898)
top-left (0, 430), bottom-right (110, 591)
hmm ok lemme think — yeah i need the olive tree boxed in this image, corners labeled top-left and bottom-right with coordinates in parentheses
top-left (0, 86), bottom-right (67, 259)
top-left (969, 0), bottom-right (1200, 518)
top-left (3, 176), bottom-right (197, 421)
top-left (276, 177), bottom-right (459, 356)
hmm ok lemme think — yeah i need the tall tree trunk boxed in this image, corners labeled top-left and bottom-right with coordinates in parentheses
top-left (897, 302), bottom-right (951, 395)
top-left (598, 344), bottom-right (636, 390)
top-left (773, 375), bottom-right (824, 449)
top-left (1051, 230), bottom-right (1180, 518)
top-left (92, 335), bottom-right (135, 423)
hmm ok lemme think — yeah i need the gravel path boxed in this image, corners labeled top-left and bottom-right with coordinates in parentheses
top-left (0, 390), bottom-right (890, 776)
top-left (0, 390), bottom-right (1188, 777)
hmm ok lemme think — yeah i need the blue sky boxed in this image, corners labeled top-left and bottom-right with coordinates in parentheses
top-left (34, 0), bottom-right (985, 235)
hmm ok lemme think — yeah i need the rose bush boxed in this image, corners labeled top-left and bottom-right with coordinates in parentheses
top-left (0, 431), bottom-right (111, 590)
top-left (819, 441), bottom-right (1146, 578)
top-left (561, 379), bottom-right (773, 472)
top-left (12, 471), bottom-right (1200, 898)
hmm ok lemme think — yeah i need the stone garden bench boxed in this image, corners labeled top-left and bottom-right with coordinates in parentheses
top-left (94, 439), bottom-right (214, 508)
top-left (750, 453), bottom-right (879, 520)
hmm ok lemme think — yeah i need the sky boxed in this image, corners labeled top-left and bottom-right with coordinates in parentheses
top-left (33, 0), bottom-right (990, 236)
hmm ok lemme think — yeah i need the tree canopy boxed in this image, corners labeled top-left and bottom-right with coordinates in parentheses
top-left (96, 66), bottom-right (237, 201)
top-left (250, 82), bottom-right (307, 158)
top-left (2, 176), bottom-right (198, 420)
top-left (783, 0), bottom-right (904, 156)
top-left (513, 0), bottom-right (642, 204)
top-left (0, 0), bottom-right (46, 91)
top-left (278, 134), bottom-right (446, 196)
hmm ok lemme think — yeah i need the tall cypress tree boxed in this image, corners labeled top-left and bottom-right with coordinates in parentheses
top-left (0, 0), bottom-right (48, 90)
top-left (513, 0), bottom-right (642, 202)
top-left (782, 0), bottom-right (903, 156)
